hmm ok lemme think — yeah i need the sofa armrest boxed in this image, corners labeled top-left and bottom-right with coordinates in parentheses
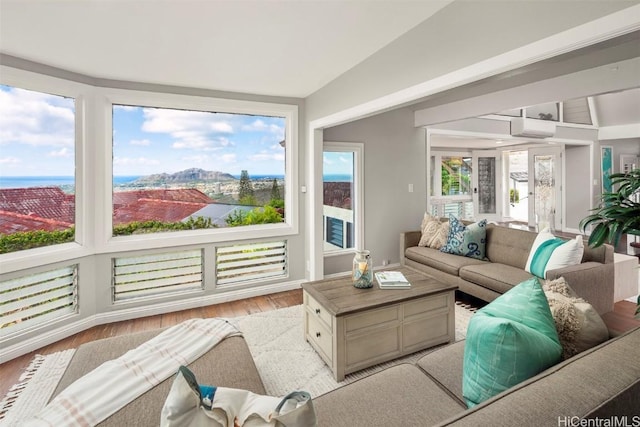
top-left (546, 261), bottom-right (614, 314)
top-left (400, 231), bottom-right (421, 265)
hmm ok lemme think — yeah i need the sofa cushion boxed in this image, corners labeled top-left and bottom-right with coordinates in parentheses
top-left (418, 213), bottom-right (450, 249)
top-left (313, 364), bottom-right (465, 427)
top-left (484, 224), bottom-right (537, 269)
top-left (459, 263), bottom-right (533, 294)
top-left (440, 327), bottom-right (640, 425)
top-left (51, 332), bottom-right (264, 427)
top-left (416, 340), bottom-right (466, 405)
top-left (462, 277), bottom-right (562, 408)
top-left (405, 246), bottom-right (487, 276)
top-left (525, 229), bottom-right (584, 279)
top-left (543, 277), bottom-right (608, 360)
top-left (441, 215), bottom-right (488, 260)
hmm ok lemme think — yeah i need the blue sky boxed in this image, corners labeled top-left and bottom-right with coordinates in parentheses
top-left (1, 84), bottom-right (355, 179)
top-left (0, 85), bottom-right (75, 176)
top-left (323, 151), bottom-right (354, 177)
top-left (0, 84), bottom-right (287, 177)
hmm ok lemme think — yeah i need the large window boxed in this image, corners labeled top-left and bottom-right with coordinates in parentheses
top-left (111, 103), bottom-right (287, 237)
top-left (323, 142), bottom-right (363, 254)
top-left (0, 85), bottom-right (76, 253)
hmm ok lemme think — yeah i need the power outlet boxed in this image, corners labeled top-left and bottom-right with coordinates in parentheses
top-left (382, 259), bottom-right (390, 266)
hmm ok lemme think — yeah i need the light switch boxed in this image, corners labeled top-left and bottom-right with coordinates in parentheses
top-left (408, 184), bottom-right (414, 193)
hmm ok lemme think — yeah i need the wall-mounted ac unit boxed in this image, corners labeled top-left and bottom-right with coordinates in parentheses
top-left (510, 118), bottom-right (556, 138)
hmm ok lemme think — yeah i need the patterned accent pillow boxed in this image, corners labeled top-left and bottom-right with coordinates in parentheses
top-left (543, 277), bottom-right (608, 360)
top-left (440, 214), bottom-right (487, 260)
top-left (418, 213), bottom-right (450, 249)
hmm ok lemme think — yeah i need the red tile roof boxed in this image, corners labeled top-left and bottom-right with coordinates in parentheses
top-left (113, 198), bottom-right (208, 225)
top-left (323, 182), bottom-right (352, 209)
top-left (0, 187), bottom-right (74, 224)
top-left (0, 187), bottom-right (214, 233)
top-left (0, 210), bottom-right (72, 234)
top-left (113, 189), bottom-right (213, 208)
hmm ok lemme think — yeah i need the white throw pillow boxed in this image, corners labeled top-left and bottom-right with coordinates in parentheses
top-left (525, 229), bottom-right (584, 279)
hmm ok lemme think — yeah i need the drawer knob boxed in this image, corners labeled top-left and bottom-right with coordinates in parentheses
top-left (315, 308), bottom-right (321, 315)
top-left (316, 332), bottom-right (321, 338)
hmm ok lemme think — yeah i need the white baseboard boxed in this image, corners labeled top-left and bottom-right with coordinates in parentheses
top-left (0, 280), bottom-right (303, 363)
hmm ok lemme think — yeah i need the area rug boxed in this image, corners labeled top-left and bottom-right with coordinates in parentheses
top-left (0, 302), bottom-right (474, 424)
top-left (230, 302), bottom-right (475, 397)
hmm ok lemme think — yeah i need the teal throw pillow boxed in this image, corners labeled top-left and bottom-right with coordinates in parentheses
top-left (462, 277), bottom-right (562, 408)
top-left (440, 214), bottom-right (487, 260)
top-left (525, 229), bottom-right (584, 279)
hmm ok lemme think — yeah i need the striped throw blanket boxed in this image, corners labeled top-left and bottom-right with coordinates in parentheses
top-left (25, 318), bottom-right (241, 427)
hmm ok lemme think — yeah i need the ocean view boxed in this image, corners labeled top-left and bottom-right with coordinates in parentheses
top-left (0, 174), bottom-right (351, 189)
top-left (0, 176), bottom-right (141, 189)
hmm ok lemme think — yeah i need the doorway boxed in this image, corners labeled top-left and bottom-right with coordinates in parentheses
top-left (504, 147), bottom-right (563, 231)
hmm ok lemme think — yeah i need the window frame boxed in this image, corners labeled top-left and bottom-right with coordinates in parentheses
top-left (322, 141), bottom-right (364, 257)
top-left (98, 88), bottom-right (299, 253)
top-left (0, 66), bottom-right (92, 270)
top-left (431, 151), bottom-right (473, 199)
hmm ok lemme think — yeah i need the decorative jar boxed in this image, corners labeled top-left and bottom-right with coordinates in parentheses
top-left (352, 250), bottom-right (373, 288)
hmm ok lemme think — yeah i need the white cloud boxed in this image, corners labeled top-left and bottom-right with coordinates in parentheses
top-left (113, 105), bottom-right (137, 112)
top-left (142, 108), bottom-right (234, 135)
top-left (249, 151), bottom-right (285, 162)
top-left (130, 139), bottom-right (151, 146)
top-left (0, 87), bottom-right (74, 147)
top-left (113, 156), bottom-right (160, 166)
top-left (0, 156), bottom-right (21, 165)
top-left (242, 119), bottom-right (283, 136)
top-left (49, 147), bottom-right (73, 158)
top-left (181, 154), bottom-right (211, 164)
top-left (220, 153), bottom-right (237, 164)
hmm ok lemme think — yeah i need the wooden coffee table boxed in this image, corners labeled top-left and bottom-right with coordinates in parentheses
top-left (301, 267), bottom-right (457, 381)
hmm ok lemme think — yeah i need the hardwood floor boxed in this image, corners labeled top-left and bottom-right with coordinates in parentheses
top-left (0, 289), bottom-right (303, 399)
top-left (1, 288), bottom-right (638, 401)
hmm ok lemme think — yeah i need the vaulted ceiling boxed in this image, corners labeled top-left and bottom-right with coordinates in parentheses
top-left (0, 0), bottom-right (452, 98)
top-left (1, 0), bottom-right (638, 131)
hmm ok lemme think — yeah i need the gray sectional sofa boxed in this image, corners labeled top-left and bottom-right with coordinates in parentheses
top-left (401, 223), bottom-right (615, 314)
top-left (51, 323), bottom-right (640, 426)
top-left (46, 223), bottom-right (627, 425)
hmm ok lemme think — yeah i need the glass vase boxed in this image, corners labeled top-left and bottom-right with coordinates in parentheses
top-left (352, 250), bottom-right (373, 288)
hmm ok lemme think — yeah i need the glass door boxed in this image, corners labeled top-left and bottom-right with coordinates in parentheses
top-left (528, 147), bottom-right (562, 231)
top-left (472, 150), bottom-right (502, 222)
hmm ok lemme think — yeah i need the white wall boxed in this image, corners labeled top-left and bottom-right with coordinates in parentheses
top-left (565, 145), bottom-right (593, 231)
top-left (323, 108), bottom-right (426, 275)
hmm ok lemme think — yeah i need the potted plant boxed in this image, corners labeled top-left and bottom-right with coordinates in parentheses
top-left (579, 168), bottom-right (640, 319)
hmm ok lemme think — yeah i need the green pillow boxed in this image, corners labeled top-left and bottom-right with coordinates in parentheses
top-left (462, 277), bottom-right (562, 407)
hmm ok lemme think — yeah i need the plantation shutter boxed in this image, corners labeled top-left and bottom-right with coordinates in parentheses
top-left (1, 265), bottom-right (78, 336)
top-left (113, 250), bottom-right (203, 301)
top-left (216, 240), bottom-right (287, 286)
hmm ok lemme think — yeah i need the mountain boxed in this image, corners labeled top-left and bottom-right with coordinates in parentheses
top-left (133, 168), bottom-right (237, 184)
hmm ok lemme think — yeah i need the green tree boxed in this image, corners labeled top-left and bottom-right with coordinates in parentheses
top-left (238, 170), bottom-right (254, 204)
top-left (270, 178), bottom-right (281, 201)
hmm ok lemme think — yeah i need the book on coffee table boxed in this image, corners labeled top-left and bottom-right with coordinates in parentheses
top-left (375, 271), bottom-right (411, 289)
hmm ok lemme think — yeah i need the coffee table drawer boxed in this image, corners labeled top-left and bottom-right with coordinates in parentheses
top-left (306, 311), bottom-right (333, 363)
top-left (345, 305), bottom-right (399, 333)
top-left (305, 293), bottom-right (332, 329)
